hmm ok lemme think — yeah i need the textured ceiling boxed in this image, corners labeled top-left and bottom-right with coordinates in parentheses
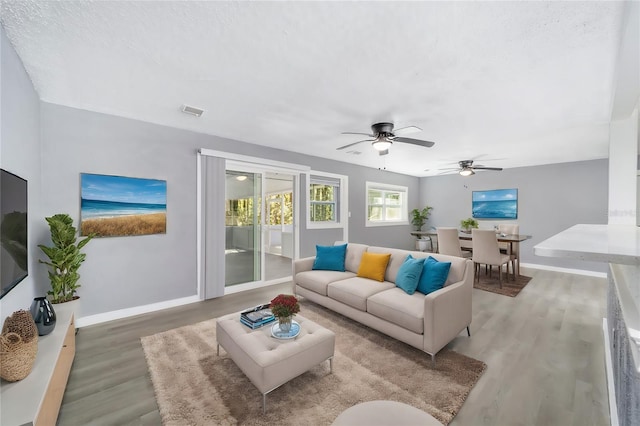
top-left (0, 1), bottom-right (625, 176)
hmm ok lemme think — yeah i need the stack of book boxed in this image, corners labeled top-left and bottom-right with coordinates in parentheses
top-left (240, 304), bottom-right (275, 329)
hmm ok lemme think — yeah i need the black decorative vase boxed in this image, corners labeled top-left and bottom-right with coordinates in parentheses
top-left (30, 297), bottom-right (56, 336)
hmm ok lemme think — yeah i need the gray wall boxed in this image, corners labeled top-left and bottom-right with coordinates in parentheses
top-left (38, 103), bottom-right (419, 318)
top-left (0, 27), bottom-right (44, 323)
top-left (420, 159), bottom-right (609, 273)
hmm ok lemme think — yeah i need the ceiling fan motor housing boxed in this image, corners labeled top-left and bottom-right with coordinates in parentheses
top-left (371, 122), bottom-right (395, 135)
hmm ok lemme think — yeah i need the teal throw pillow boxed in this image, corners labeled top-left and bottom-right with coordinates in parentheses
top-left (313, 244), bottom-right (347, 272)
top-left (395, 255), bottom-right (426, 295)
top-left (417, 256), bottom-right (451, 295)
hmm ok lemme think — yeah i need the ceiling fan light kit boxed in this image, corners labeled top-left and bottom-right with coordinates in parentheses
top-left (372, 139), bottom-right (392, 151)
top-left (459, 168), bottom-right (475, 176)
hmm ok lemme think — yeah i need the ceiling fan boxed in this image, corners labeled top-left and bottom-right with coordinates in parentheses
top-left (439, 160), bottom-right (503, 176)
top-left (337, 122), bottom-right (435, 156)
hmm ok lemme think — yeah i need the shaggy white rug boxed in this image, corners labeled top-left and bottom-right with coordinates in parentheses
top-left (141, 300), bottom-right (486, 425)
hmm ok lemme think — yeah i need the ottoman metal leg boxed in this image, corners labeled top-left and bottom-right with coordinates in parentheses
top-left (329, 356), bottom-right (334, 373)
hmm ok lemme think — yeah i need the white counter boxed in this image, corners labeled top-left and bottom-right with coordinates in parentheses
top-left (534, 224), bottom-right (640, 265)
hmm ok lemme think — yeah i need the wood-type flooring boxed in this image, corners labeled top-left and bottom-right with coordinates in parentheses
top-left (58, 269), bottom-right (609, 425)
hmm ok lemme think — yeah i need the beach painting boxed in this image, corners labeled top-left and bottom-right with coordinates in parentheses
top-left (472, 188), bottom-right (518, 219)
top-left (80, 173), bottom-right (167, 237)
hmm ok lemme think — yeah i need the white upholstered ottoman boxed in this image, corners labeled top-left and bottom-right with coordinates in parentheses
top-left (216, 312), bottom-right (335, 412)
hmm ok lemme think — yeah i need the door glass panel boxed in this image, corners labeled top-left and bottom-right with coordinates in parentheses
top-left (225, 170), bottom-right (261, 286)
top-left (264, 173), bottom-right (294, 281)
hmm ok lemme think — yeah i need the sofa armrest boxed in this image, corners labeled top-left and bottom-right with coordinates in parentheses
top-left (294, 256), bottom-right (316, 276)
top-left (422, 259), bottom-right (473, 355)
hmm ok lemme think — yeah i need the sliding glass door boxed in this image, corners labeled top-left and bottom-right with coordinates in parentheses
top-left (225, 169), bottom-right (262, 286)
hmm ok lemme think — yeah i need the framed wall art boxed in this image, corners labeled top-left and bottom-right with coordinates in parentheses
top-left (472, 188), bottom-right (518, 219)
top-left (80, 173), bottom-right (167, 237)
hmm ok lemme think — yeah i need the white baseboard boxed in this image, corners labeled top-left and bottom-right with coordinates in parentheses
top-left (75, 295), bottom-right (201, 328)
top-left (603, 318), bottom-right (619, 426)
top-left (224, 277), bottom-right (293, 295)
top-left (520, 262), bottom-right (607, 278)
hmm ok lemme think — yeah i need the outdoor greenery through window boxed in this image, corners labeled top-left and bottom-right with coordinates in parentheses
top-left (226, 193), bottom-right (293, 227)
top-left (226, 198), bottom-right (257, 226)
top-left (309, 176), bottom-right (340, 224)
top-left (267, 192), bottom-right (293, 225)
top-left (366, 182), bottom-right (408, 226)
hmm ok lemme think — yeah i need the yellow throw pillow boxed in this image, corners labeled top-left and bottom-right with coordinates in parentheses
top-left (357, 252), bottom-right (392, 282)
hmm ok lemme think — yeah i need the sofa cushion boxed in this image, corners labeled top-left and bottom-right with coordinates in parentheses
top-left (357, 252), bottom-right (391, 282)
top-left (328, 277), bottom-right (395, 311)
top-left (295, 270), bottom-right (356, 296)
top-left (422, 253), bottom-right (467, 286)
top-left (367, 247), bottom-right (414, 283)
top-left (367, 288), bottom-right (425, 334)
top-left (417, 256), bottom-right (451, 295)
top-left (313, 243), bottom-right (347, 271)
top-left (345, 243), bottom-right (369, 273)
top-left (395, 255), bottom-right (426, 295)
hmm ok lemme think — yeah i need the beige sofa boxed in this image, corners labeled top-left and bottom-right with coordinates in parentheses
top-left (294, 243), bottom-right (474, 360)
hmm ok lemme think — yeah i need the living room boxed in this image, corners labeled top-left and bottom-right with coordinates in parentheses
top-left (1, 1), bottom-right (638, 425)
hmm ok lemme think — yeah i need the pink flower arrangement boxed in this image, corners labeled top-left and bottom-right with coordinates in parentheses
top-left (270, 294), bottom-right (300, 318)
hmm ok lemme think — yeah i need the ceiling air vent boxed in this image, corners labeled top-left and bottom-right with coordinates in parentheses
top-left (181, 104), bottom-right (204, 117)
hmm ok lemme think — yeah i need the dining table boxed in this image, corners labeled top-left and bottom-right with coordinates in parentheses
top-left (410, 230), bottom-right (532, 276)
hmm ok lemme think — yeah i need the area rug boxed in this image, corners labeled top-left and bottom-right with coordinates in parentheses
top-left (474, 267), bottom-right (532, 297)
top-left (141, 301), bottom-right (486, 426)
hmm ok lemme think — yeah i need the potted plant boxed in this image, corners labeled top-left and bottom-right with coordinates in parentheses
top-left (410, 206), bottom-right (434, 231)
top-left (270, 294), bottom-right (300, 333)
top-left (38, 214), bottom-right (94, 304)
top-left (460, 217), bottom-right (479, 233)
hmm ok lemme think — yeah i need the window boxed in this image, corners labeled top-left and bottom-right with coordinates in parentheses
top-left (307, 172), bottom-right (348, 229)
top-left (366, 182), bottom-right (409, 226)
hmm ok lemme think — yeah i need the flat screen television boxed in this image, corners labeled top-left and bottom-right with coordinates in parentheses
top-left (472, 188), bottom-right (518, 219)
top-left (1, 169), bottom-right (28, 298)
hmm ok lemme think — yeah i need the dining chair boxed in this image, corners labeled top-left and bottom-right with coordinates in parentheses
top-left (471, 229), bottom-right (513, 288)
top-left (498, 223), bottom-right (520, 275)
top-left (436, 227), bottom-right (472, 258)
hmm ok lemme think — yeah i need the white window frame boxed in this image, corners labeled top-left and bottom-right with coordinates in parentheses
top-left (365, 181), bottom-right (409, 227)
top-left (306, 171), bottom-right (348, 231)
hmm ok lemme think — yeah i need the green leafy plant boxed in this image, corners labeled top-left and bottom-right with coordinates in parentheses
top-left (410, 206), bottom-right (434, 231)
top-left (38, 214), bottom-right (94, 304)
top-left (460, 217), bottom-right (479, 232)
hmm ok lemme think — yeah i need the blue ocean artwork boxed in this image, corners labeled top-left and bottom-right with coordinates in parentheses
top-left (472, 188), bottom-right (518, 219)
top-left (81, 173), bottom-right (166, 219)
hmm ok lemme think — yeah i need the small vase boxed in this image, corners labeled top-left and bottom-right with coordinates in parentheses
top-left (30, 297), bottom-right (56, 336)
top-left (278, 316), bottom-right (292, 333)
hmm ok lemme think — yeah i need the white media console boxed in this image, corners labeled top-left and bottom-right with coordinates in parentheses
top-left (0, 302), bottom-right (76, 425)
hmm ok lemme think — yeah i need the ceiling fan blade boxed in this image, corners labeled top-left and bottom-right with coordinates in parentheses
top-left (437, 167), bottom-right (459, 171)
top-left (392, 137), bottom-right (435, 148)
top-left (379, 149), bottom-right (389, 156)
top-left (473, 166), bottom-right (503, 171)
top-left (341, 131), bottom-right (374, 137)
top-left (336, 139), bottom-right (374, 150)
top-left (393, 126), bottom-right (422, 136)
